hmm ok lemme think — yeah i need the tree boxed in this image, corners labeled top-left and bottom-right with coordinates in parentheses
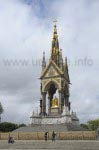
top-left (18, 123), bottom-right (26, 128)
top-left (0, 102), bottom-right (4, 123)
top-left (0, 122), bottom-right (18, 132)
top-left (80, 123), bottom-right (89, 130)
top-left (80, 119), bottom-right (99, 131)
top-left (87, 119), bottom-right (99, 131)
top-left (0, 122), bottom-right (27, 132)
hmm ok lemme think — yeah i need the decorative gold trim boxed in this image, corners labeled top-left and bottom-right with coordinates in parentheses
top-left (40, 60), bottom-right (64, 79)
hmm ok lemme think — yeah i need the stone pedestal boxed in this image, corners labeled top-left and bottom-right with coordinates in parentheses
top-left (50, 107), bottom-right (59, 115)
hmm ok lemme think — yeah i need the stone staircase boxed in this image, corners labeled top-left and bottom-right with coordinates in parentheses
top-left (66, 124), bottom-right (87, 131)
top-left (13, 124), bottom-right (86, 132)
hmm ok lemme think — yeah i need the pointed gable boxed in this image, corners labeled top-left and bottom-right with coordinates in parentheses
top-left (40, 60), bottom-right (64, 79)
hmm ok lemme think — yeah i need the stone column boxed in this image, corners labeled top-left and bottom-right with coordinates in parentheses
top-left (48, 94), bottom-right (53, 115)
top-left (59, 90), bottom-right (62, 114)
top-left (65, 95), bottom-right (67, 105)
top-left (48, 96), bottom-right (50, 115)
top-left (42, 92), bottom-right (46, 115)
top-left (40, 99), bottom-right (42, 115)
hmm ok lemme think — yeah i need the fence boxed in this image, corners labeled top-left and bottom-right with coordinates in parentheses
top-left (0, 131), bottom-right (96, 140)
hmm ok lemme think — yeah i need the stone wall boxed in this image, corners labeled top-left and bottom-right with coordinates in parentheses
top-left (30, 115), bottom-right (72, 125)
top-left (0, 131), bottom-right (96, 140)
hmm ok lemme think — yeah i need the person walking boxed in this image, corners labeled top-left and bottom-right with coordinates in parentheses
top-left (44, 132), bottom-right (48, 141)
top-left (52, 131), bottom-right (56, 142)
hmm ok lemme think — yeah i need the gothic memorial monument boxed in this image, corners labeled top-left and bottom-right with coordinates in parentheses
top-left (30, 22), bottom-right (79, 127)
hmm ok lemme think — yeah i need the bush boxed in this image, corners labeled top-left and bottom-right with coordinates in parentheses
top-left (0, 122), bottom-right (26, 132)
top-left (87, 119), bottom-right (99, 131)
top-left (0, 122), bottom-right (18, 132)
top-left (80, 123), bottom-right (89, 130)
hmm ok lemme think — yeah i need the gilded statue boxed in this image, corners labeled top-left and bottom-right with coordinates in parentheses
top-left (51, 96), bottom-right (59, 108)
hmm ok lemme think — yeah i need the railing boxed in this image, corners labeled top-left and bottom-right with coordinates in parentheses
top-left (0, 131), bottom-right (96, 140)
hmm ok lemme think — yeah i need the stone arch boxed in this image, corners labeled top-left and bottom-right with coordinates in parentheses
top-left (43, 80), bottom-right (60, 113)
top-left (44, 80), bottom-right (59, 93)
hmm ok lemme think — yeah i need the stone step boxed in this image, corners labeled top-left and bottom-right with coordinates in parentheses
top-left (13, 124), bottom-right (86, 132)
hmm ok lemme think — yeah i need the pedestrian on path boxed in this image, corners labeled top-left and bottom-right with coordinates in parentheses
top-left (44, 132), bottom-right (48, 141)
top-left (52, 131), bottom-right (56, 142)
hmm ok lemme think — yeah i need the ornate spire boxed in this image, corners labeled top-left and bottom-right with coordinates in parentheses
top-left (42, 52), bottom-right (46, 71)
top-left (59, 49), bottom-right (63, 70)
top-left (51, 20), bottom-right (60, 66)
top-left (64, 57), bottom-right (70, 83)
top-left (64, 57), bottom-right (67, 67)
top-left (52, 20), bottom-right (59, 50)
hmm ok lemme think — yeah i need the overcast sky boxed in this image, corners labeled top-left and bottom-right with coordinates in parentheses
top-left (0, 0), bottom-right (99, 125)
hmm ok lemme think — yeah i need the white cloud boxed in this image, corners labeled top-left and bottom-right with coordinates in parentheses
top-left (0, 0), bottom-right (99, 124)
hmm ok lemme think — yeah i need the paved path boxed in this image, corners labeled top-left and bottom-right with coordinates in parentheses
top-left (0, 140), bottom-right (99, 150)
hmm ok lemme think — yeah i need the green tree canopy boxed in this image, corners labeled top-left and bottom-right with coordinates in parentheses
top-left (0, 102), bottom-right (4, 115)
top-left (0, 122), bottom-right (18, 132)
top-left (87, 119), bottom-right (99, 131)
top-left (18, 123), bottom-right (26, 128)
top-left (0, 102), bottom-right (4, 122)
top-left (80, 119), bottom-right (99, 131)
top-left (80, 123), bottom-right (89, 130)
top-left (0, 122), bottom-right (27, 132)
